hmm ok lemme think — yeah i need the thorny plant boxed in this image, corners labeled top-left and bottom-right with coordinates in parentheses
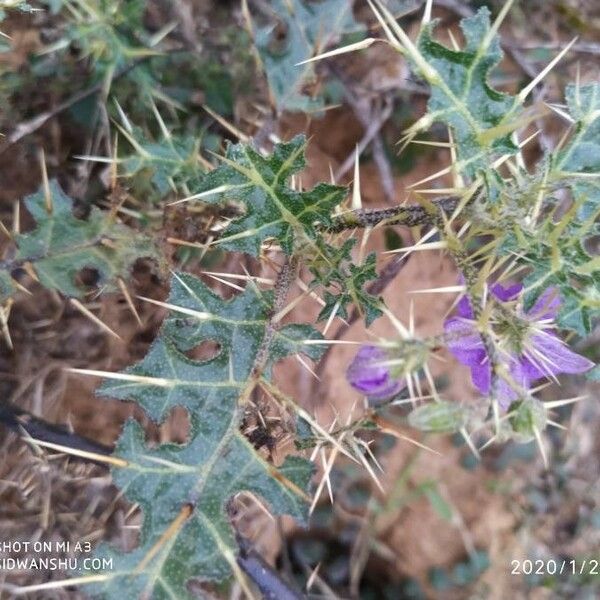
top-left (0, 0), bottom-right (598, 598)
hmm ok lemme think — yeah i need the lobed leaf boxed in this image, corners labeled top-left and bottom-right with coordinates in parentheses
top-left (554, 82), bottom-right (600, 220)
top-left (253, 0), bottom-right (360, 111)
top-left (416, 8), bottom-right (518, 180)
top-left (89, 271), bottom-right (325, 597)
top-left (89, 417), bottom-right (311, 600)
top-left (189, 135), bottom-right (346, 255)
top-left (5, 180), bottom-right (158, 300)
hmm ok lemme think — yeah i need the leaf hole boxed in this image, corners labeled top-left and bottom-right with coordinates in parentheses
top-left (182, 339), bottom-right (221, 362)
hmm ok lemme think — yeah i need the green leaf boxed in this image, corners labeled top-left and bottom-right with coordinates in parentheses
top-left (100, 272), bottom-right (324, 421)
top-left (190, 135), bottom-right (346, 255)
top-left (554, 82), bottom-right (600, 220)
top-left (88, 417), bottom-right (311, 600)
top-left (122, 133), bottom-right (203, 201)
top-left (310, 239), bottom-right (383, 326)
top-left (6, 180), bottom-right (158, 299)
top-left (416, 7), bottom-right (518, 179)
top-left (253, 0), bottom-right (360, 111)
top-left (89, 271), bottom-right (326, 597)
top-left (163, 272), bottom-right (324, 375)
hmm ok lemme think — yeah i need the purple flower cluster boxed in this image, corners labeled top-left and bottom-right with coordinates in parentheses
top-left (444, 284), bottom-right (594, 409)
top-left (345, 284), bottom-right (594, 409)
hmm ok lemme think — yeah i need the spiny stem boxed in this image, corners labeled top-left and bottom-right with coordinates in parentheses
top-left (323, 195), bottom-right (460, 233)
top-left (252, 256), bottom-right (297, 377)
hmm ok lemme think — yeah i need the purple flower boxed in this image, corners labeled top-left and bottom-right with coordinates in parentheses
top-left (444, 284), bottom-right (594, 409)
top-left (347, 345), bottom-right (405, 401)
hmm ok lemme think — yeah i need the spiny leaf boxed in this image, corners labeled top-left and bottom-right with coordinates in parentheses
top-left (253, 0), bottom-right (360, 111)
top-left (88, 271), bottom-right (324, 597)
top-left (163, 272), bottom-right (324, 375)
top-left (122, 133), bottom-right (203, 201)
top-left (7, 180), bottom-right (158, 299)
top-left (554, 82), bottom-right (600, 220)
top-left (191, 135), bottom-right (346, 255)
top-left (100, 272), bottom-right (324, 421)
top-left (310, 239), bottom-right (383, 326)
top-left (98, 335), bottom-right (242, 422)
top-left (416, 7), bottom-right (517, 179)
top-left (87, 417), bottom-right (311, 600)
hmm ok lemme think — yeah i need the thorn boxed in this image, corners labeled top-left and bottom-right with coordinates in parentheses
top-left (295, 278), bottom-right (327, 308)
top-left (422, 0), bottom-right (433, 25)
top-left (0, 218), bottom-right (12, 240)
top-left (408, 285), bottom-right (466, 294)
top-left (544, 395), bottom-right (587, 409)
top-left (271, 289), bottom-right (311, 324)
top-left (134, 504), bottom-right (193, 574)
top-left (407, 162), bottom-right (455, 188)
top-left (447, 29), bottom-right (460, 52)
top-left (3, 574), bottom-right (116, 595)
top-left (202, 271), bottom-right (274, 285)
top-left (166, 237), bottom-right (209, 251)
top-left (295, 38), bottom-right (377, 65)
top-left (0, 299), bottom-right (13, 350)
top-left (460, 427), bottom-right (480, 460)
top-left (352, 146), bottom-right (362, 210)
top-left (110, 133), bottom-right (119, 192)
top-left (23, 437), bottom-right (128, 467)
top-left (168, 184), bottom-right (232, 205)
top-left (113, 98), bottom-right (133, 133)
top-left (485, 0), bottom-right (516, 51)
top-left (66, 368), bottom-right (173, 387)
top-left (118, 279), bottom-right (142, 326)
top-left (366, 0), bottom-right (401, 52)
top-left (411, 140), bottom-right (455, 148)
top-left (545, 102), bottom-right (575, 123)
top-left (150, 100), bottom-right (172, 141)
top-left (203, 104), bottom-right (249, 142)
top-left (69, 298), bottom-right (122, 341)
top-left (22, 262), bottom-right (39, 282)
top-left (380, 305), bottom-right (410, 338)
top-left (204, 273), bottom-right (245, 292)
top-left (350, 438), bottom-right (385, 493)
top-left (533, 425), bottom-right (548, 469)
top-left (39, 148), bottom-right (53, 214)
top-left (306, 563), bottom-right (321, 591)
top-left (518, 37), bottom-right (577, 104)
top-left (322, 300), bottom-right (341, 336)
top-left (302, 339), bottom-right (362, 346)
top-left (383, 239), bottom-right (447, 255)
top-left (137, 295), bottom-right (213, 321)
top-left (296, 354), bottom-right (320, 380)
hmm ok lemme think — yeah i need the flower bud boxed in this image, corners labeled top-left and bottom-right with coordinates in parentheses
top-left (508, 397), bottom-right (547, 443)
top-left (347, 339), bottom-right (431, 403)
top-left (346, 345), bottom-right (405, 402)
top-left (408, 401), bottom-right (469, 433)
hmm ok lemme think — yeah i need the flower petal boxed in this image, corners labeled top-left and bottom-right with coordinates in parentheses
top-left (456, 294), bottom-right (474, 319)
top-left (522, 331), bottom-right (595, 380)
top-left (491, 282), bottom-right (522, 302)
top-left (527, 287), bottom-right (561, 320)
top-left (470, 360), bottom-right (492, 395)
top-left (496, 360), bottom-right (528, 411)
top-left (444, 317), bottom-right (486, 367)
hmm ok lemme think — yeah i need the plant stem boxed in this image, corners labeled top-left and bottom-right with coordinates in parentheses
top-left (324, 195), bottom-right (460, 233)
